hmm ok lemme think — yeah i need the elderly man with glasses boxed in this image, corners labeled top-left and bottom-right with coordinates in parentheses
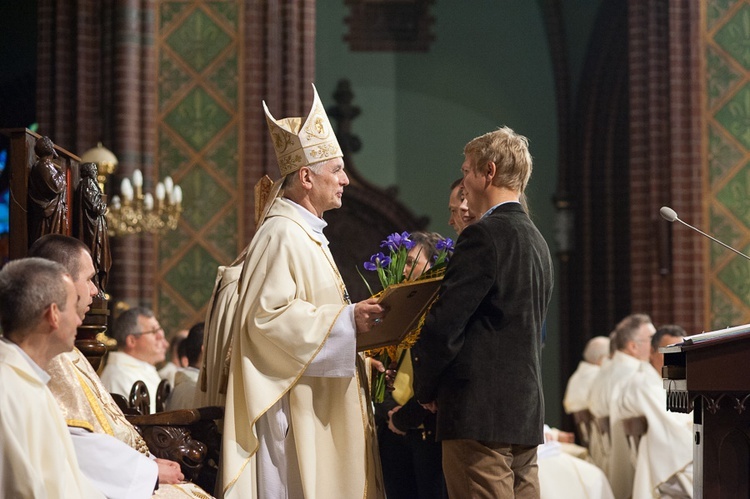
top-left (101, 307), bottom-right (169, 414)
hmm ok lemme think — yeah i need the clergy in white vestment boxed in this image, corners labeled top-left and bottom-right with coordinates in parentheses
top-left (47, 347), bottom-right (214, 499)
top-left (563, 335), bottom-right (610, 414)
top-left (28, 233), bottom-right (213, 498)
top-left (195, 263), bottom-right (242, 409)
top-left (619, 325), bottom-right (693, 499)
top-left (0, 258), bottom-right (104, 499)
top-left (101, 307), bottom-right (168, 414)
top-left (587, 313), bottom-right (655, 499)
top-left (220, 84), bottom-right (385, 498)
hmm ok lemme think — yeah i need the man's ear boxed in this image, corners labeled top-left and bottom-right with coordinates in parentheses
top-left (298, 167), bottom-right (314, 191)
top-left (485, 161), bottom-right (497, 182)
top-left (125, 334), bottom-right (138, 350)
top-left (45, 303), bottom-right (61, 330)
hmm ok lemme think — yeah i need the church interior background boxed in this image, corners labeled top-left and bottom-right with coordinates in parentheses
top-left (1, 0), bottom-right (749, 429)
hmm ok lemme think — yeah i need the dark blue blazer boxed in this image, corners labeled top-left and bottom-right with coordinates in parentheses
top-left (413, 202), bottom-right (553, 446)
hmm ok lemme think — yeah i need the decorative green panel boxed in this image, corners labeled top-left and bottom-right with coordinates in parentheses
top-left (708, 124), bottom-right (744, 183)
top-left (709, 204), bottom-right (744, 266)
top-left (158, 222), bottom-right (191, 263)
top-left (164, 86), bottom-right (232, 151)
top-left (158, 128), bottom-right (192, 178)
top-left (160, 2), bottom-right (191, 30)
top-left (166, 8), bottom-right (232, 72)
top-left (204, 210), bottom-right (238, 261)
top-left (164, 244), bottom-right (221, 310)
top-left (180, 166), bottom-right (231, 230)
top-left (711, 286), bottom-right (744, 329)
top-left (706, 45), bottom-right (743, 110)
top-left (715, 83), bottom-right (750, 150)
top-left (716, 161), bottom-right (750, 229)
top-left (159, 51), bottom-right (192, 111)
top-left (205, 49), bottom-right (238, 107)
top-left (706, 1), bottom-right (750, 327)
top-left (707, 0), bottom-right (740, 31)
top-left (156, 0), bottom-right (240, 328)
top-left (717, 243), bottom-right (750, 307)
top-left (205, 126), bottom-right (238, 179)
top-left (207, 1), bottom-right (238, 26)
top-left (158, 287), bottom-right (191, 335)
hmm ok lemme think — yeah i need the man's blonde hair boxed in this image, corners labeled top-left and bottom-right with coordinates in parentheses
top-left (463, 126), bottom-right (532, 193)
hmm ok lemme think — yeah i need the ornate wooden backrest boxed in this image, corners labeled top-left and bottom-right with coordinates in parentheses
top-left (594, 415), bottom-right (611, 452)
top-left (156, 378), bottom-right (171, 413)
top-left (571, 409), bottom-right (594, 448)
top-left (2, 128), bottom-right (109, 368)
top-left (622, 415), bottom-right (648, 466)
top-left (129, 380), bottom-right (151, 416)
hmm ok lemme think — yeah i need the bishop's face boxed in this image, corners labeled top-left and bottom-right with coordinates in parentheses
top-left (309, 158), bottom-right (349, 216)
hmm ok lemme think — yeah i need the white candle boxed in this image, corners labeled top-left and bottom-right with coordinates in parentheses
top-left (144, 193), bottom-right (154, 211)
top-left (111, 195), bottom-right (121, 209)
top-left (164, 176), bottom-right (174, 196)
top-left (132, 169), bottom-right (143, 188)
top-left (155, 182), bottom-right (165, 201)
top-left (121, 178), bottom-right (133, 202)
top-left (173, 185), bottom-right (182, 205)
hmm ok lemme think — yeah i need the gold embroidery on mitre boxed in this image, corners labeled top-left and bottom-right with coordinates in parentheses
top-left (263, 83), bottom-right (342, 178)
top-left (309, 143), bottom-right (340, 160)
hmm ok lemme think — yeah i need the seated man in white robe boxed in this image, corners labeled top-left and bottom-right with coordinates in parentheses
top-left (619, 325), bottom-right (693, 499)
top-left (563, 335), bottom-right (610, 415)
top-left (588, 313), bottom-right (655, 499)
top-left (101, 307), bottom-right (168, 414)
top-left (30, 233), bottom-right (212, 499)
top-left (166, 322), bottom-right (203, 411)
top-left (0, 257), bottom-right (103, 498)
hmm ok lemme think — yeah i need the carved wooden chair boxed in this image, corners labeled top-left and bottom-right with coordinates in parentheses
top-left (622, 415), bottom-right (648, 466)
top-left (111, 379), bottom-right (222, 492)
top-left (594, 415), bottom-right (612, 454)
top-left (571, 409), bottom-right (594, 448)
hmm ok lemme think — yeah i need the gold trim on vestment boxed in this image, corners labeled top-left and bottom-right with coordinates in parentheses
top-left (66, 419), bottom-right (95, 432)
top-left (223, 236), bottom-right (349, 494)
top-left (75, 369), bottom-right (115, 436)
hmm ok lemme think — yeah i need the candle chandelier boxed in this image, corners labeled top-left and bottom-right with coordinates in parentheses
top-left (80, 143), bottom-right (182, 237)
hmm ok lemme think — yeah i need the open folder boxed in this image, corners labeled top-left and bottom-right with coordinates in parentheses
top-left (356, 276), bottom-right (443, 351)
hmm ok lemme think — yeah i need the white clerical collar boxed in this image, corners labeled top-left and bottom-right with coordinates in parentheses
top-left (1, 337), bottom-right (51, 383)
top-left (481, 200), bottom-right (519, 219)
top-left (281, 197), bottom-right (329, 245)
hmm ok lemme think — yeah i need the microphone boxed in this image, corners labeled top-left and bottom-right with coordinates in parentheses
top-left (660, 206), bottom-right (750, 262)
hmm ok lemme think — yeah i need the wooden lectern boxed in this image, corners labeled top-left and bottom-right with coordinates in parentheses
top-left (662, 324), bottom-right (750, 499)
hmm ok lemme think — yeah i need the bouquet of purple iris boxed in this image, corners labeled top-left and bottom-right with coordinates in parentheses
top-left (361, 231), bottom-right (454, 403)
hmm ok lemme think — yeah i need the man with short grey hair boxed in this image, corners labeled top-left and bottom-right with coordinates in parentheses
top-left (101, 306), bottom-right (168, 414)
top-left (588, 313), bottom-right (655, 498)
top-left (0, 258), bottom-right (103, 498)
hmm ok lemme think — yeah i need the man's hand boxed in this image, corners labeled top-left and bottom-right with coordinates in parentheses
top-left (420, 401), bottom-right (438, 413)
top-left (155, 458), bottom-right (184, 484)
top-left (387, 406), bottom-right (407, 435)
top-left (354, 297), bottom-right (385, 334)
top-left (385, 360), bottom-right (398, 392)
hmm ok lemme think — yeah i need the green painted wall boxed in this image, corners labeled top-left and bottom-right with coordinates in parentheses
top-left (317, 1), bottom-right (603, 427)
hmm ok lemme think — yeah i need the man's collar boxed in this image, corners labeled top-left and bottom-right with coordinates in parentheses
top-left (281, 197), bottom-right (329, 245)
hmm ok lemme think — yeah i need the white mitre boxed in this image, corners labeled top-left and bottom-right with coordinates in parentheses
top-left (262, 83), bottom-right (343, 177)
